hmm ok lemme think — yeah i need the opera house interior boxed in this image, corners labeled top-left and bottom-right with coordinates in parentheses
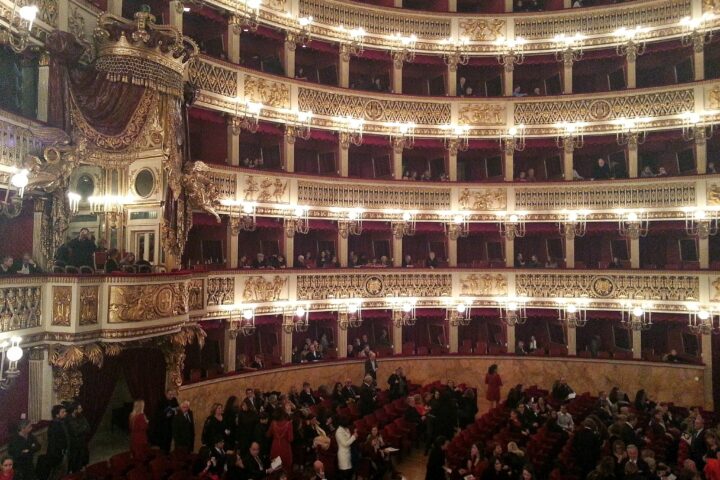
top-left (2, 0), bottom-right (720, 478)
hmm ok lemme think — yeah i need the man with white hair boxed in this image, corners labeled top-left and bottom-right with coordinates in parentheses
top-left (172, 400), bottom-right (195, 452)
top-left (312, 460), bottom-right (326, 479)
top-left (359, 374), bottom-right (377, 416)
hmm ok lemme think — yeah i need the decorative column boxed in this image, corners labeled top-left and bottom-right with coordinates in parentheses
top-left (627, 142), bottom-right (639, 178)
top-left (337, 322), bottom-right (348, 358)
top-left (394, 0), bottom-right (403, 6)
top-left (560, 55), bottom-right (574, 94)
top-left (338, 142), bottom-right (349, 177)
top-left (281, 329), bottom-right (293, 364)
top-left (228, 20), bottom-right (241, 64)
top-left (562, 142), bottom-right (575, 181)
top-left (339, 46), bottom-right (351, 88)
top-left (448, 322), bottom-right (458, 353)
top-left (564, 234), bottom-right (575, 269)
top-left (504, 237), bottom-right (514, 268)
top-left (504, 0), bottom-right (513, 12)
top-left (699, 237), bottom-right (709, 269)
top-left (630, 237), bottom-right (640, 269)
top-left (32, 199), bottom-right (46, 268)
top-left (447, 238), bottom-right (458, 267)
top-left (693, 39), bottom-right (705, 81)
top-left (504, 147), bottom-right (514, 181)
top-left (284, 234), bottom-right (295, 268)
top-left (502, 64), bottom-right (513, 97)
top-left (283, 133), bottom-right (296, 172)
top-left (168, 1), bottom-right (183, 32)
top-left (224, 326), bottom-right (237, 372)
top-left (227, 123), bottom-right (240, 166)
top-left (28, 348), bottom-right (55, 422)
top-left (338, 231), bottom-right (349, 267)
top-left (631, 329), bottom-right (642, 359)
top-left (447, 150), bottom-right (458, 181)
top-left (392, 150), bottom-right (403, 179)
top-left (283, 33), bottom-right (297, 79)
top-left (626, 56), bottom-right (637, 89)
top-left (566, 326), bottom-right (577, 356)
top-left (392, 237), bottom-right (402, 267)
top-left (506, 324), bottom-right (515, 354)
top-left (36, 52), bottom-right (49, 122)
top-left (226, 224), bottom-right (239, 268)
top-left (392, 317), bottom-right (402, 355)
top-left (447, 66), bottom-right (457, 96)
top-left (107, 0), bottom-right (123, 16)
top-left (391, 56), bottom-right (403, 94)
top-left (448, 0), bottom-right (457, 11)
top-left (695, 135), bottom-right (708, 175)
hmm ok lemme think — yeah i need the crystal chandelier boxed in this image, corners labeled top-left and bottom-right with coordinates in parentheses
top-left (615, 117), bottom-right (647, 147)
top-left (224, 200), bottom-right (257, 233)
top-left (339, 26), bottom-right (366, 59)
top-left (229, 307), bottom-right (256, 338)
top-left (0, 4), bottom-right (38, 53)
top-left (442, 37), bottom-right (469, 71)
top-left (495, 36), bottom-right (526, 72)
top-left (554, 33), bottom-right (584, 66)
top-left (283, 305), bottom-right (309, 333)
top-left (392, 299), bottom-right (417, 327)
top-left (338, 116), bottom-right (364, 148)
top-left (391, 211), bottom-right (416, 239)
top-left (687, 307), bottom-right (719, 335)
top-left (555, 122), bottom-right (585, 152)
top-left (389, 122), bottom-right (416, 153)
top-left (285, 110), bottom-right (313, 143)
top-left (500, 124), bottom-right (526, 152)
top-left (338, 208), bottom-right (363, 238)
top-left (679, 13), bottom-right (715, 52)
top-left (231, 0), bottom-right (261, 33)
top-left (614, 26), bottom-right (647, 61)
top-left (443, 124), bottom-right (469, 153)
top-left (681, 112), bottom-right (714, 145)
top-left (389, 33), bottom-right (417, 68)
top-left (231, 100), bottom-right (263, 134)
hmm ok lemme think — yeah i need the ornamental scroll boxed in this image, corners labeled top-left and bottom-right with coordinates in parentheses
top-left (108, 282), bottom-right (189, 322)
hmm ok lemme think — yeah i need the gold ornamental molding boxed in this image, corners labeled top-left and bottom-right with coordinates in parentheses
top-left (296, 180), bottom-right (452, 210)
top-left (108, 283), bottom-right (189, 322)
top-left (206, 277), bottom-right (235, 306)
top-left (460, 274), bottom-right (508, 297)
top-left (51, 286), bottom-right (72, 327)
top-left (515, 181), bottom-right (696, 211)
top-left (296, 272), bottom-right (453, 300)
top-left (459, 19), bottom-right (506, 42)
top-left (516, 273), bottom-right (700, 301)
top-left (78, 286), bottom-right (99, 326)
top-left (188, 58), bottom-right (238, 98)
top-left (242, 175), bottom-right (290, 203)
top-left (188, 279), bottom-right (205, 311)
top-left (0, 285), bottom-right (41, 333)
top-left (242, 275), bottom-right (288, 302)
top-left (458, 188), bottom-right (507, 210)
top-left (244, 75), bottom-right (291, 109)
top-left (708, 184), bottom-right (720, 205)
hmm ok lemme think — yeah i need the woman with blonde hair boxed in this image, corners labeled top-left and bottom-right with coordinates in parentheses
top-left (129, 399), bottom-right (149, 460)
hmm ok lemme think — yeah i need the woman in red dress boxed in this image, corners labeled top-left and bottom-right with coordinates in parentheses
top-left (485, 364), bottom-right (503, 409)
top-left (267, 410), bottom-right (294, 475)
top-left (129, 399), bottom-right (149, 460)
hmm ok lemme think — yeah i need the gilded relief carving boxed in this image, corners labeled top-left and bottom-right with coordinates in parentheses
top-left (703, 0), bottom-right (720, 12)
top-left (242, 175), bottom-right (289, 203)
top-left (708, 85), bottom-right (720, 110)
top-left (458, 104), bottom-right (505, 126)
top-left (207, 277), bottom-right (235, 306)
top-left (108, 283), bottom-right (189, 322)
top-left (0, 286), bottom-right (41, 332)
top-left (244, 76), bottom-right (290, 109)
top-left (712, 278), bottom-right (720, 300)
top-left (515, 183), bottom-right (695, 210)
top-left (188, 59), bottom-right (238, 97)
top-left (296, 273), bottom-right (453, 300)
top-left (459, 19), bottom-right (505, 41)
top-left (188, 279), bottom-right (204, 311)
top-left (52, 286), bottom-right (72, 326)
top-left (516, 274), bottom-right (699, 301)
top-left (458, 188), bottom-right (506, 210)
top-left (460, 274), bottom-right (507, 296)
top-left (297, 181), bottom-right (452, 210)
top-left (243, 276), bottom-right (288, 302)
top-left (708, 184), bottom-right (720, 205)
top-left (514, 89), bottom-right (694, 125)
top-left (79, 286), bottom-right (99, 326)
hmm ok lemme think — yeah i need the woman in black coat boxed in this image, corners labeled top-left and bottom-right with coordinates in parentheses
top-left (425, 436), bottom-right (449, 480)
top-left (8, 420), bottom-right (41, 480)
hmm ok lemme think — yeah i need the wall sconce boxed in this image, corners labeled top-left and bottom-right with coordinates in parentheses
top-left (444, 212), bottom-right (469, 240)
top-left (88, 194), bottom-right (133, 228)
top-left (339, 25), bottom-right (366, 60)
top-left (389, 122), bottom-right (415, 153)
top-left (67, 191), bottom-right (81, 214)
top-left (391, 210), bottom-right (416, 238)
top-left (224, 200), bottom-right (257, 233)
top-left (554, 33), bottom-right (584, 66)
top-left (337, 116), bottom-right (364, 148)
top-left (557, 298), bottom-right (588, 328)
top-left (615, 117), bottom-right (647, 148)
top-left (0, 4), bottom-right (38, 53)
top-left (389, 33), bottom-right (417, 68)
top-left (283, 304), bottom-right (309, 333)
top-left (285, 110), bottom-right (312, 143)
top-left (497, 297), bottom-right (527, 326)
top-left (617, 209), bottom-right (648, 238)
top-left (228, 307), bottom-right (256, 338)
top-left (0, 336), bottom-right (23, 390)
top-left (175, 0), bottom-right (203, 13)
top-left (680, 13), bottom-right (715, 52)
top-left (500, 124), bottom-right (526, 152)
top-left (495, 36), bottom-right (526, 72)
top-left (442, 37), bottom-right (470, 72)
top-left (681, 112), bottom-right (714, 145)
top-left (392, 299), bottom-right (417, 327)
top-left (557, 210), bottom-right (588, 239)
top-left (231, 100), bottom-right (263, 134)
top-left (443, 124), bottom-right (469, 154)
top-left (621, 302), bottom-right (652, 331)
top-left (338, 208), bottom-right (363, 238)
top-left (497, 212), bottom-right (526, 239)
top-left (284, 205), bottom-right (309, 237)
top-left (231, 0), bottom-right (261, 33)
top-left (447, 300), bottom-right (472, 327)
top-left (9, 167), bottom-right (29, 199)
top-left (614, 26), bottom-right (647, 61)
top-left (555, 122), bottom-right (585, 153)
top-left (684, 207), bottom-right (719, 239)
top-left (286, 16), bottom-right (312, 49)
top-left (338, 300), bottom-right (363, 330)
top-left (687, 305), bottom-right (718, 335)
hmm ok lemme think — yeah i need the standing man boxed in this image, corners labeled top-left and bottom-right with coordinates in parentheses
top-left (172, 401), bottom-right (195, 452)
top-left (359, 375), bottom-right (377, 416)
top-left (45, 404), bottom-right (69, 480)
top-left (67, 228), bottom-right (97, 269)
top-left (364, 351), bottom-right (379, 380)
top-left (154, 389), bottom-right (179, 453)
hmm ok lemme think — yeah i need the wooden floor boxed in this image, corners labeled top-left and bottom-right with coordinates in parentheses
top-left (394, 448), bottom-right (428, 480)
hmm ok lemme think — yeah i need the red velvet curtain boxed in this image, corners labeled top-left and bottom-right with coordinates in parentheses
top-left (0, 355), bottom-right (29, 444)
top-left (78, 357), bottom-right (123, 437)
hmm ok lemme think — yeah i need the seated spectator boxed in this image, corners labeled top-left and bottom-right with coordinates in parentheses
top-left (657, 166), bottom-right (668, 177)
top-left (305, 252), bottom-right (316, 268)
top-left (532, 87), bottom-right (541, 96)
top-left (426, 251), bottom-right (439, 268)
top-left (664, 349), bottom-right (680, 362)
top-left (249, 355), bottom-right (264, 370)
top-left (592, 158), bottom-right (611, 180)
top-left (557, 404), bottom-right (575, 432)
top-left (14, 253), bottom-right (41, 274)
top-left (457, 77), bottom-right (467, 96)
top-left (526, 168), bottom-right (537, 182)
top-left (105, 248), bottom-right (121, 273)
top-left (514, 253), bottom-right (525, 267)
top-left (135, 255), bottom-right (152, 273)
top-left (252, 253), bottom-right (268, 269)
top-left (708, 162), bottom-right (717, 174)
top-left (305, 344), bottom-right (322, 362)
top-left (119, 252), bottom-right (136, 271)
top-left (516, 171), bottom-right (528, 182)
top-left (512, 86), bottom-right (528, 97)
top-left (0, 256), bottom-right (14, 274)
top-left (528, 336), bottom-right (537, 352)
top-left (53, 242), bottom-right (70, 268)
top-left (552, 377), bottom-right (575, 402)
top-left (295, 255), bottom-right (308, 269)
top-left (402, 254), bottom-right (414, 267)
top-left (640, 165), bottom-right (655, 178)
top-left (275, 255), bottom-right (287, 269)
top-left (527, 255), bottom-right (540, 268)
top-left (516, 341), bottom-right (528, 355)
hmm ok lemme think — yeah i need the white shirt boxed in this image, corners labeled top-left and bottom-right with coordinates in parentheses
top-left (558, 411), bottom-right (574, 431)
top-left (336, 426), bottom-right (356, 470)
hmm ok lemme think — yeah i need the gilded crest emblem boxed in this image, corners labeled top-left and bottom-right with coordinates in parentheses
top-left (364, 100), bottom-right (384, 121)
top-left (591, 276), bottom-right (615, 298)
top-left (155, 286), bottom-right (175, 316)
top-left (365, 276), bottom-right (384, 296)
top-left (589, 100), bottom-right (612, 121)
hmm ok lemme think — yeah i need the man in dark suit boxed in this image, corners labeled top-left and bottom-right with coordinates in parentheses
top-left (387, 367), bottom-right (408, 400)
top-left (573, 419), bottom-right (602, 478)
top-left (342, 379), bottom-right (360, 403)
top-left (620, 444), bottom-right (650, 477)
top-left (243, 388), bottom-right (259, 412)
top-left (306, 344), bottom-right (322, 362)
top-left (243, 441), bottom-right (276, 479)
top-left (299, 382), bottom-right (318, 406)
top-left (687, 415), bottom-right (707, 470)
top-left (43, 404), bottom-right (70, 479)
top-left (172, 401), bottom-right (195, 451)
top-left (619, 414), bottom-right (644, 448)
top-left (359, 375), bottom-right (377, 416)
top-left (364, 351), bottom-right (379, 380)
top-left (154, 389), bottom-right (179, 453)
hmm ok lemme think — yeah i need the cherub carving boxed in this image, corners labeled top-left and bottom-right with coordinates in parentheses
top-left (181, 161), bottom-right (220, 222)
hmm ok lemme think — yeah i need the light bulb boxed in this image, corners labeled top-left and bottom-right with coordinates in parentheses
top-left (10, 169), bottom-right (29, 188)
top-left (242, 203), bottom-right (254, 214)
top-left (453, 214), bottom-right (464, 224)
top-left (294, 206), bottom-right (305, 217)
top-left (348, 304), bottom-right (358, 314)
top-left (6, 345), bottom-right (22, 362)
top-left (632, 306), bottom-right (644, 317)
top-left (402, 212), bottom-right (411, 222)
top-left (19, 5), bottom-right (38, 22)
top-left (698, 310), bottom-right (710, 321)
top-left (627, 212), bottom-right (638, 222)
top-left (567, 304), bottom-right (577, 314)
top-left (568, 212), bottom-right (578, 222)
top-left (295, 306), bottom-right (306, 317)
top-left (509, 214), bottom-right (518, 223)
top-left (456, 304), bottom-right (466, 314)
top-left (402, 303), bottom-right (412, 313)
top-left (507, 302), bottom-right (518, 311)
top-left (242, 309), bottom-right (254, 320)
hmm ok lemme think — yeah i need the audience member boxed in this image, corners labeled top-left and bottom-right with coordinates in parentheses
top-left (172, 401), bottom-right (196, 452)
top-left (67, 228), bottom-right (97, 268)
